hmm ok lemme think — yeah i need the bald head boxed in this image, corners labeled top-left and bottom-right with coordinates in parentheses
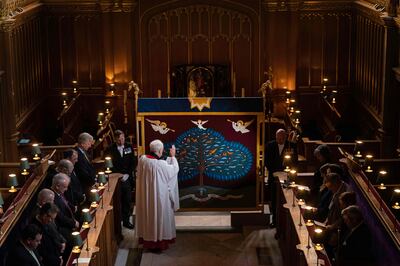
top-left (276, 129), bottom-right (287, 145)
top-left (37, 188), bottom-right (55, 206)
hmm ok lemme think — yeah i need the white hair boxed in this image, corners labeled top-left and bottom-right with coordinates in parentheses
top-left (52, 173), bottom-right (70, 187)
top-left (276, 128), bottom-right (286, 135)
top-left (37, 188), bottom-right (55, 205)
top-left (78, 132), bottom-right (93, 144)
top-left (56, 159), bottom-right (74, 175)
top-left (149, 139), bottom-right (164, 153)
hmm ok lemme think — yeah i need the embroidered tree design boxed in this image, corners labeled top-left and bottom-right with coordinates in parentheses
top-left (165, 127), bottom-right (253, 187)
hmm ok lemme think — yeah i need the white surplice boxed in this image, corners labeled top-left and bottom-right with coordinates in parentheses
top-left (135, 155), bottom-right (179, 243)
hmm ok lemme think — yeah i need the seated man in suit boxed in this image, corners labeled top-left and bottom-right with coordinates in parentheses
top-left (74, 132), bottom-right (96, 194)
top-left (106, 130), bottom-right (137, 229)
top-left (6, 224), bottom-right (42, 266)
top-left (336, 205), bottom-right (375, 266)
top-left (51, 173), bottom-right (79, 241)
top-left (311, 144), bottom-right (333, 198)
top-left (324, 173), bottom-right (351, 227)
top-left (265, 128), bottom-right (298, 227)
top-left (315, 163), bottom-right (345, 222)
top-left (32, 203), bottom-right (64, 266)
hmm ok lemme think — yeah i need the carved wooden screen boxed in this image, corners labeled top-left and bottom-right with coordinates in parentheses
top-left (139, 3), bottom-right (259, 97)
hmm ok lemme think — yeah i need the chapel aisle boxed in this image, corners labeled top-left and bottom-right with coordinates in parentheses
top-left (115, 213), bottom-right (283, 266)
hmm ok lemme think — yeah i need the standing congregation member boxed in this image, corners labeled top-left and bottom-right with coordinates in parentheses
top-left (63, 149), bottom-right (85, 208)
top-left (6, 224), bottom-right (43, 266)
top-left (265, 128), bottom-right (298, 227)
top-left (337, 205), bottom-right (375, 266)
top-left (324, 173), bottom-right (351, 226)
top-left (30, 188), bottom-right (66, 252)
top-left (74, 132), bottom-right (96, 194)
top-left (107, 130), bottom-right (136, 229)
top-left (51, 173), bottom-right (79, 240)
top-left (136, 140), bottom-right (179, 251)
top-left (32, 203), bottom-right (64, 266)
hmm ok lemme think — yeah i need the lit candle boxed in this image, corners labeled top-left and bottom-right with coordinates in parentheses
top-left (354, 140), bottom-right (363, 158)
top-left (364, 154), bottom-right (374, 173)
top-left (20, 157), bottom-right (30, 175)
top-left (61, 92), bottom-right (68, 108)
top-left (105, 100), bottom-right (110, 114)
top-left (72, 80), bottom-right (78, 94)
top-left (391, 189), bottom-right (400, 209)
top-left (378, 183), bottom-right (386, 190)
top-left (158, 89), bottom-right (161, 98)
top-left (110, 83), bottom-right (115, 96)
top-left (284, 154), bottom-right (292, 172)
top-left (288, 169), bottom-right (297, 184)
top-left (32, 143), bottom-right (41, 161)
top-left (104, 156), bottom-right (113, 174)
top-left (286, 90), bottom-right (291, 104)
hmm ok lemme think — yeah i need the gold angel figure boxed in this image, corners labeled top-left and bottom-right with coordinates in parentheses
top-left (227, 119), bottom-right (254, 134)
top-left (146, 119), bottom-right (175, 134)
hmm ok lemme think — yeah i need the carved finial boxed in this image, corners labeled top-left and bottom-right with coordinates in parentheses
top-left (129, 81), bottom-right (142, 95)
top-left (265, 66), bottom-right (273, 81)
top-left (259, 67), bottom-right (273, 97)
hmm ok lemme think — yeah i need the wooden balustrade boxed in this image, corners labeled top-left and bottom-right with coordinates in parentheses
top-left (301, 138), bottom-right (381, 165)
top-left (66, 173), bottom-right (123, 266)
top-left (0, 156), bottom-right (52, 245)
top-left (340, 156), bottom-right (400, 265)
top-left (0, 151), bottom-right (123, 265)
top-left (275, 171), bottom-right (331, 266)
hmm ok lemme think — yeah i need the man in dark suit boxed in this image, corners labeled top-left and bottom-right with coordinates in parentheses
top-left (6, 224), bottom-right (43, 266)
top-left (325, 173), bottom-right (351, 226)
top-left (74, 132), bottom-right (96, 194)
top-left (265, 128), bottom-right (298, 227)
top-left (51, 173), bottom-right (79, 240)
top-left (32, 203), bottom-right (64, 266)
top-left (61, 151), bottom-right (86, 210)
top-left (106, 130), bottom-right (136, 229)
top-left (337, 205), bottom-right (375, 266)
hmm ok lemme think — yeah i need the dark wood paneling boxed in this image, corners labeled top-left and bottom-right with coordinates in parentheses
top-left (353, 12), bottom-right (385, 119)
top-left (139, 2), bottom-right (259, 97)
top-left (10, 15), bottom-right (46, 124)
top-left (45, 12), bottom-right (106, 89)
top-left (297, 11), bottom-right (351, 91)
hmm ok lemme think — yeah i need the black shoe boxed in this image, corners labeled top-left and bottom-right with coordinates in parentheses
top-left (268, 222), bottom-right (276, 228)
top-left (123, 221), bottom-right (134, 229)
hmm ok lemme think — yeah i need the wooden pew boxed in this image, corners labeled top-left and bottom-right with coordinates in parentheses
top-left (66, 173), bottom-right (123, 266)
top-left (274, 171), bottom-right (331, 266)
top-left (301, 138), bottom-right (382, 164)
top-left (0, 156), bottom-right (51, 246)
top-left (0, 153), bottom-right (123, 266)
